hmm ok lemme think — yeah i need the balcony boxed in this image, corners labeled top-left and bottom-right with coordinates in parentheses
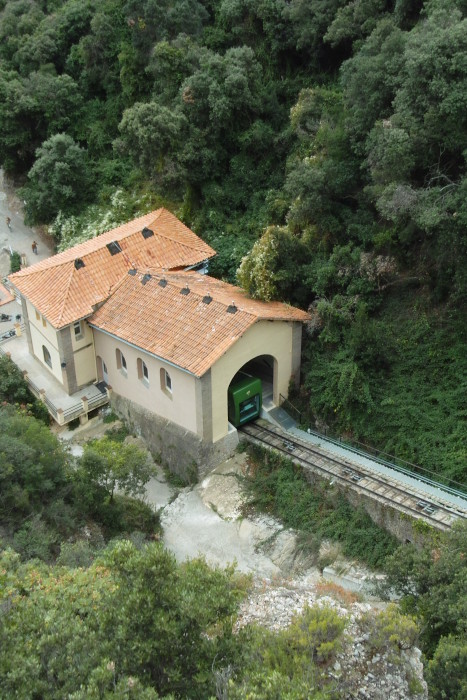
top-left (0, 327), bottom-right (109, 425)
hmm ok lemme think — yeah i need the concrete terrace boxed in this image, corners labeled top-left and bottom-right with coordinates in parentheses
top-left (0, 329), bottom-right (108, 424)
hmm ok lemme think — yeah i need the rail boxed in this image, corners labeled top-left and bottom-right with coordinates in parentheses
top-left (279, 394), bottom-right (467, 496)
top-left (240, 422), bottom-right (467, 530)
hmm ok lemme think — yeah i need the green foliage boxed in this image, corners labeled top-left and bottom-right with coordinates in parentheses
top-left (229, 604), bottom-right (346, 698)
top-left (9, 250), bottom-right (20, 272)
top-left (362, 603), bottom-right (418, 655)
top-left (427, 635), bottom-right (467, 700)
top-left (102, 410), bottom-right (119, 424)
top-left (0, 354), bottom-right (49, 421)
top-left (379, 522), bottom-right (467, 698)
top-left (0, 405), bottom-right (73, 560)
top-left (302, 295), bottom-right (466, 483)
top-left (22, 133), bottom-right (93, 224)
top-left (244, 444), bottom-right (398, 568)
top-left (0, 541), bottom-right (246, 699)
top-left (0, 406), bottom-right (159, 561)
top-left (77, 435), bottom-right (155, 501)
top-left (237, 225), bottom-right (311, 303)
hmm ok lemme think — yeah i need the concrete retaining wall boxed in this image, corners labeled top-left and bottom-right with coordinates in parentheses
top-left (111, 393), bottom-right (239, 482)
top-left (300, 465), bottom-right (432, 546)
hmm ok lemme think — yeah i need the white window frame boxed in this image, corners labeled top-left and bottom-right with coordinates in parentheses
top-left (73, 320), bottom-right (84, 341)
top-left (160, 368), bottom-right (172, 396)
top-left (116, 348), bottom-right (128, 377)
top-left (137, 358), bottom-right (149, 387)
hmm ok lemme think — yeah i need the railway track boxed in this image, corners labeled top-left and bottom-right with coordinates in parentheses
top-left (239, 420), bottom-right (467, 531)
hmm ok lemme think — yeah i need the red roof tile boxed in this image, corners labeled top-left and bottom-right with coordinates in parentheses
top-left (89, 271), bottom-right (310, 376)
top-left (9, 209), bottom-right (215, 328)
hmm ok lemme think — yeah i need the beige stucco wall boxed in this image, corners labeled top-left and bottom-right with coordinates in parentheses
top-left (92, 329), bottom-right (200, 435)
top-left (210, 320), bottom-right (296, 442)
top-left (72, 321), bottom-right (97, 387)
top-left (26, 300), bottom-right (63, 382)
top-left (74, 343), bottom-right (97, 386)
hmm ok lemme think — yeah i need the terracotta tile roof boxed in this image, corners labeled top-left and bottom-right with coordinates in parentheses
top-left (9, 209), bottom-right (215, 328)
top-left (89, 271), bottom-right (310, 377)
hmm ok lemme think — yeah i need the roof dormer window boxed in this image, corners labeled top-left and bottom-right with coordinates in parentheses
top-left (106, 241), bottom-right (122, 256)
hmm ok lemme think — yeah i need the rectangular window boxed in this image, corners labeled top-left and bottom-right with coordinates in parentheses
top-left (160, 368), bottom-right (172, 396)
top-left (116, 348), bottom-right (127, 377)
top-left (42, 345), bottom-right (52, 368)
top-left (73, 320), bottom-right (83, 340)
top-left (35, 310), bottom-right (40, 321)
top-left (106, 241), bottom-right (122, 256)
top-left (42, 316), bottom-right (46, 328)
top-left (137, 358), bottom-right (149, 386)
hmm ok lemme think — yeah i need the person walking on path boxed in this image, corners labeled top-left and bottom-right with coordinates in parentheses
top-left (32, 240), bottom-right (38, 254)
top-left (6, 216), bottom-right (11, 230)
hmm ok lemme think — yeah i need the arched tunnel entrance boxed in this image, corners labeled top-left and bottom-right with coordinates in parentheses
top-left (227, 354), bottom-right (276, 428)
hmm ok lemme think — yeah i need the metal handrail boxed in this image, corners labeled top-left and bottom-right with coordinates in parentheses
top-left (278, 395), bottom-right (467, 495)
top-left (279, 394), bottom-right (302, 423)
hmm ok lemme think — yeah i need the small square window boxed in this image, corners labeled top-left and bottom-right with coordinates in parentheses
top-left (106, 241), bottom-right (122, 256)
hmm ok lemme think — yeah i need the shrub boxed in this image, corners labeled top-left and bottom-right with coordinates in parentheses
top-left (10, 251), bottom-right (21, 272)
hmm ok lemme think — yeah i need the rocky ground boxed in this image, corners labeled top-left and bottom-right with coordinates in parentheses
top-left (60, 416), bottom-right (428, 699)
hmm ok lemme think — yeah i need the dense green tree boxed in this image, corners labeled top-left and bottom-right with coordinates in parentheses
top-left (0, 540), bottom-right (244, 699)
top-left (380, 523), bottom-right (467, 698)
top-left (237, 225), bottom-right (310, 303)
top-left (427, 635), bottom-right (467, 700)
top-left (77, 436), bottom-right (155, 502)
top-left (340, 18), bottom-right (405, 151)
top-left (22, 133), bottom-right (93, 223)
top-left (0, 0), bottom-right (45, 65)
top-left (0, 405), bottom-right (71, 553)
top-left (0, 355), bottom-right (47, 420)
top-left (117, 101), bottom-right (187, 188)
top-left (124, 0), bottom-right (209, 64)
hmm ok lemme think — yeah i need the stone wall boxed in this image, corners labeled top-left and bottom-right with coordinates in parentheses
top-left (300, 467), bottom-right (432, 546)
top-left (110, 392), bottom-right (239, 482)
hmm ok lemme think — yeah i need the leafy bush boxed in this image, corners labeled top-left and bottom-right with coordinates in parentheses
top-left (380, 522), bottom-right (467, 699)
top-left (0, 355), bottom-right (50, 422)
top-left (9, 250), bottom-right (21, 272)
top-left (244, 444), bottom-right (398, 568)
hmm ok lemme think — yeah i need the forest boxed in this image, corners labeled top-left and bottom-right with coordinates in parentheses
top-left (0, 0), bottom-right (466, 481)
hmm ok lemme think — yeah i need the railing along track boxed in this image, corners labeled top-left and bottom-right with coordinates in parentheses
top-left (240, 421), bottom-right (467, 531)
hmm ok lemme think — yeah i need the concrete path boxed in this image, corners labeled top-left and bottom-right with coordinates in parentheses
top-left (0, 168), bottom-right (55, 333)
top-left (0, 168), bottom-right (54, 274)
